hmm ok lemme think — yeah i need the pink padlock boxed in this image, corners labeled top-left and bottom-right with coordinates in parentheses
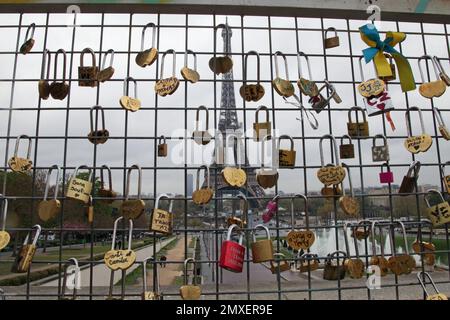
top-left (379, 163), bottom-right (394, 184)
top-left (262, 199), bottom-right (278, 223)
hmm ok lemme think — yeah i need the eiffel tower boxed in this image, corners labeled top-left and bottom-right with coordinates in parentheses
top-left (203, 21), bottom-right (265, 209)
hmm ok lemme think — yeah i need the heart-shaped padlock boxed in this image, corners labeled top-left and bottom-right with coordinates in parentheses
top-left (104, 217), bottom-right (136, 271)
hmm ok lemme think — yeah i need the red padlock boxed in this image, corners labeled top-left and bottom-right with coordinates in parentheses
top-left (379, 163), bottom-right (394, 184)
top-left (219, 224), bottom-right (245, 273)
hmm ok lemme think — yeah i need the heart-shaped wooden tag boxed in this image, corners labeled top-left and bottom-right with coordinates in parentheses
top-left (180, 285), bottom-right (201, 300)
top-left (317, 166), bottom-right (346, 186)
top-left (121, 199), bottom-right (146, 220)
top-left (136, 48), bottom-right (158, 68)
top-left (419, 80), bottom-right (446, 98)
top-left (339, 196), bottom-right (360, 216)
top-left (120, 96), bottom-right (141, 112)
top-left (357, 79), bottom-right (385, 98)
top-left (272, 77), bottom-right (294, 98)
top-left (287, 230), bottom-right (315, 250)
top-left (181, 67), bottom-right (200, 83)
top-left (297, 78), bottom-right (319, 97)
top-left (155, 77), bottom-right (180, 97)
top-left (8, 157), bottom-right (32, 173)
top-left (0, 231), bottom-right (10, 250)
top-left (239, 84), bottom-right (265, 102)
top-left (104, 249), bottom-right (136, 271)
top-left (38, 199), bottom-right (61, 222)
top-left (209, 56), bottom-right (233, 75)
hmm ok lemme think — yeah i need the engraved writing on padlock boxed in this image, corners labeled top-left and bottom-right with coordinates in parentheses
top-left (317, 135), bottom-right (346, 186)
top-left (324, 27), bottom-right (340, 49)
top-left (66, 166), bottom-right (93, 204)
top-left (425, 189), bottom-right (450, 227)
top-left (104, 217), bottom-right (136, 271)
top-left (78, 48), bottom-right (98, 87)
top-left (251, 224), bottom-right (274, 263)
top-left (372, 134), bottom-right (389, 162)
top-left (339, 135), bottom-right (355, 159)
top-left (296, 52), bottom-right (319, 97)
top-left (8, 135), bottom-right (33, 173)
top-left (287, 194), bottom-right (315, 250)
top-left (240, 51), bottom-right (265, 102)
top-left (404, 107), bottom-right (432, 154)
top-left (278, 135), bottom-right (296, 167)
top-left (150, 194), bottom-right (173, 235)
top-left (119, 77), bottom-right (141, 112)
top-left (155, 49), bottom-right (180, 97)
top-left (442, 162), bottom-right (450, 195)
top-left (219, 224), bottom-right (245, 273)
top-left (347, 106), bottom-right (369, 138)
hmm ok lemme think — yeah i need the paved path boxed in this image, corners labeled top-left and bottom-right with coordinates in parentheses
top-left (40, 238), bottom-right (174, 287)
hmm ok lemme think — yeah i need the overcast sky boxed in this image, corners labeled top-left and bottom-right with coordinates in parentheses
top-left (0, 13), bottom-right (449, 197)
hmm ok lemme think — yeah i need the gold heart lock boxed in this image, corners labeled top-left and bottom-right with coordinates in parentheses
top-left (155, 77), bottom-right (180, 97)
top-left (0, 231), bottom-right (10, 250)
top-left (287, 230), bottom-right (315, 251)
top-left (272, 77), bottom-right (294, 98)
top-left (8, 157), bottom-right (32, 173)
top-left (345, 259), bottom-right (365, 279)
top-left (38, 199), bottom-right (61, 222)
top-left (136, 48), bottom-right (158, 68)
top-left (339, 196), bottom-right (360, 217)
top-left (297, 78), bottom-right (319, 97)
top-left (181, 67), bottom-right (200, 84)
top-left (317, 166), bottom-right (346, 186)
top-left (209, 56), bottom-right (233, 75)
top-left (404, 134), bottom-right (432, 154)
top-left (239, 84), bottom-right (265, 102)
top-left (104, 249), bottom-right (136, 271)
top-left (419, 80), bottom-right (446, 99)
top-left (180, 285), bottom-right (201, 300)
top-left (120, 96), bottom-right (141, 112)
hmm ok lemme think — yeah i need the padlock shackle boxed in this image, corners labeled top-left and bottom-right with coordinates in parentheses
top-left (372, 134), bottom-right (387, 147)
top-left (340, 134), bottom-right (353, 145)
top-left (43, 165), bottom-right (60, 201)
top-left (40, 49), bottom-right (51, 80)
top-left (24, 22), bottom-right (36, 42)
top-left (155, 193), bottom-right (174, 213)
top-left (433, 56), bottom-right (449, 81)
top-left (54, 49), bottom-right (67, 83)
top-left (0, 195), bottom-right (8, 232)
top-left (358, 56), bottom-right (366, 82)
top-left (196, 165), bottom-right (210, 190)
top-left (101, 49), bottom-right (115, 70)
top-left (319, 134), bottom-right (340, 167)
top-left (324, 27), bottom-right (338, 38)
top-left (433, 107), bottom-right (447, 128)
top-left (140, 22), bottom-right (157, 52)
top-left (183, 258), bottom-right (198, 286)
top-left (405, 106), bottom-right (426, 137)
top-left (90, 105), bottom-right (106, 133)
top-left (326, 250), bottom-right (347, 264)
top-left (258, 133), bottom-right (272, 169)
top-left (160, 49), bottom-right (177, 79)
top-left (72, 165), bottom-right (93, 183)
top-left (371, 220), bottom-right (383, 257)
top-left (244, 50), bottom-right (260, 83)
top-left (224, 134), bottom-right (244, 169)
top-left (417, 271), bottom-right (441, 297)
top-left (80, 47), bottom-right (96, 68)
top-left (297, 51), bottom-right (312, 80)
top-left (226, 224), bottom-right (244, 245)
top-left (415, 218), bottom-right (433, 244)
top-left (195, 105), bottom-right (209, 131)
top-left (158, 135), bottom-right (166, 145)
top-left (61, 257), bottom-right (79, 300)
top-left (214, 24), bottom-right (231, 56)
top-left (418, 55), bottom-right (440, 83)
top-left (234, 193), bottom-right (248, 225)
top-left (123, 76), bottom-right (138, 99)
top-left (273, 51), bottom-right (290, 81)
top-left (290, 194), bottom-right (308, 231)
top-left (23, 224), bottom-right (42, 246)
top-left (183, 49), bottom-right (197, 71)
top-left (111, 217), bottom-right (133, 251)
top-left (347, 106), bottom-right (367, 123)
top-left (424, 189), bottom-right (445, 208)
top-left (343, 223), bottom-right (360, 258)
top-left (406, 160), bottom-right (421, 179)
top-left (142, 256), bottom-right (160, 295)
top-left (277, 134), bottom-right (294, 152)
top-left (125, 164), bottom-right (142, 200)
top-left (391, 220), bottom-right (410, 256)
top-left (100, 165), bottom-right (113, 192)
top-left (252, 224), bottom-right (271, 243)
top-left (255, 105), bottom-right (270, 125)
top-left (341, 163), bottom-right (355, 198)
top-left (442, 161), bottom-right (450, 177)
top-left (13, 134), bottom-right (32, 159)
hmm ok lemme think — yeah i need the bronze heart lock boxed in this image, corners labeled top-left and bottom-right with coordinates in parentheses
top-left (8, 135), bottom-right (33, 173)
top-left (192, 165), bottom-right (213, 205)
top-left (50, 49), bottom-right (70, 100)
top-left (155, 49), bottom-right (180, 97)
top-left (120, 77), bottom-right (141, 112)
top-left (20, 23), bottom-right (36, 55)
top-left (404, 107), bottom-right (433, 154)
top-left (97, 49), bottom-right (115, 82)
top-left (135, 23), bottom-right (158, 67)
top-left (418, 55), bottom-right (447, 98)
top-left (287, 194), bottom-right (315, 250)
top-left (240, 51), bottom-right (265, 102)
top-left (317, 135), bottom-right (346, 186)
top-left (88, 106), bottom-right (109, 145)
top-left (181, 49), bottom-right (200, 83)
top-left (121, 165), bottom-right (145, 220)
top-left (296, 52), bottom-right (319, 97)
top-left (209, 24), bottom-right (234, 75)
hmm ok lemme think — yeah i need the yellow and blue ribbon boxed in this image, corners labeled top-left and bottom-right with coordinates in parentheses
top-left (359, 23), bottom-right (416, 92)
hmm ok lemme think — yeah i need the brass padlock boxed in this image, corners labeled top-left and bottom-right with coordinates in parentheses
top-left (296, 51), bottom-right (319, 97)
top-left (209, 24), bottom-right (233, 75)
top-left (272, 51), bottom-right (294, 98)
top-left (8, 135), bottom-right (33, 173)
top-left (287, 194), bottom-right (315, 250)
top-left (412, 219), bottom-right (435, 267)
top-left (352, 220), bottom-right (371, 240)
top-left (66, 166), bottom-right (93, 204)
top-left (135, 22), bottom-right (158, 68)
top-left (417, 271), bottom-right (448, 300)
top-left (20, 23), bottom-right (35, 55)
top-left (192, 106), bottom-right (212, 145)
top-left (433, 56), bottom-right (450, 86)
top-left (221, 135), bottom-right (247, 188)
top-left (38, 49), bottom-right (52, 100)
top-left (347, 106), bottom-right (369, 138)
top-left (297, 253), bottom-right (320, 273)
top-left (11, 225), bottom-right (41, 273)
top-left (88, 106), bottom-right (109, 145)
top-left (121, 165), bottom-right (146, 220)
top-left (155, 49), bottom-right (180, 97)
top-left (404, 107), bottom-right (433, 154)
top-left (180, 258), bottom-right (201, 300)
top-left (192, 165), bottom-right (214, 205)
top-left (38, 165), bottom-right (61, 222)
top-left (425, 189), bottom-right (450, 227)
top-left (104, 217), bottom-right (136, 271)
top-left (98, 165), bottom-right (117, 203)
top-left (339, 135), bottom-right (355, 159)
top-left (387, 221), bottom-right (416, 275)
top-left (324, 27), bottom-right (340, 49)
top-left (0, 196), bottom-right (11, 251)
top-left (253, 105), bottom-right (272, 142)
top-left (343, 223), bottom-right (365, 279)
top-left (323, 250), bottom-right (347, 281)
top-left (59, 258), bottom-right (80, 300)
top-left (377, 53), bottom-right (396, 81)
top-left (78, 48), bottom-right (98, 87)
top-left (97, 49), bottom-right (115, 83)
top-left (50, 49), bottom-right (70, 100)
top-left (227, 193), bottom-right (248, 228)
top-left (119, 77), bottom-right (141, 112)
top-left (142, 257), bottom-right (163, 300)
top-left (339, 164), bottom-right (360, 217)
top-left (150, 194), bottom-right (173, 235)
top-left (270, 253), bottom-right (291, 274)
top-left (240, 51), bottom-right (265, 102)
top-left (157, 135), bottom-right (168, 157)
top-left (181, 50), bottom-right (200, 84)
top-left (256, 136), bottom-right (278, 189)
top-left (251, 224), bottom-right (274, 263)
top-left (442, 161), bottom-right (450, 194)
top-left (399, 161), bottom-right (421, 195)
top-left (278, 135), bottom-right (296, 168)
top-left (372, 134), bottom-right (389, 162)
top-left (418, 55), bottom-right (446, 99)
top-left (369, 220), bottom-right (389, 276)
top-left (317, 135), bottom-right (346, 187)
top-left (433, 107), bottom-right (450, 140)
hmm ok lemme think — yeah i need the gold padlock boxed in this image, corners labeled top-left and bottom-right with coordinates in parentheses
top-left (317, 135), bottom-right (346, 187)
top-left (119, 77), bottom-right (141, 112)
top-left (209, 24), bottom-right (233, 75)
top-left (357, 56), bottom-right (386, 99)
top-left (50, 49), bottom-right (70, 100)
top-left (227, 193), bottom-right (248, 228)
top-left (135, 22), bottom-right (158, 68)
top-left (155, 49), bottom-right (180, 97)
top-left (251, 224), bottom-right (274, 263)
top-left (287, 194), bottom-right (315, 251)
top-left (343, 223), bottom-right (365, 279)
top-left (78, 48), bottom-right (98, 87)
top-left (59, 258), bottom-right (80, 300)
top-left (87, 106), bottom-right (109, 145)
top-left (296, 253), bottom-right (320, 273)
top-left (387, 221), bottom-right (416, 276)
top-left (270, 253), bottom-right (291, 274)
top-left (66, 166), bottom-right (93, 204)
top-left (221, 135), bottom-right (247, 188)
top-left (278, 135), bottom-right (296, 168)
top-left (142, 257), bottom-right (163, 300)
top-left (296, 51), bottom-right (319, 97)
top-left (180, 258), bottom-right (201, 300)
top-left (412, 219), bottom-right (435, 267)
top-left (181, 50), bottom-right (200, 84)
top-left (442, 161), bottom-right (450, 195)
top-left (0, 196), bottom-right (11, 251)
top-left (272, 51), bottom-right (294, 98)
top-left (324, 27), bottom-right (340, 49)
top-left (38, 165), bottom-right (61, 222)
top-left (192, 106), bottom-right (212, 145)
top-left (417, 271), bottom-right (448, 300)
top-left (253, 105), bottom-right (272, 142)
top-left (425, 189), bottom-right (450, 227)
top-left (104, 217), bottom-right (136, 271)
top-left (121, 165), bottom-right (146, 220)
top-left (150, 194), bottom-right (173, 235)
top-left (20, 23), bottom-right (36, 55)
top-left (240, 51), bottom-right (265, 102)
top-left (192, 165), bottom-right (214, 205)
top-left (157, 135), bottom-right (168, 157)
top-left (433, 107), bottom-right (450, 141)
top-left (98, 49), bottom-right (115, 83)
top-left (339, 164), bottom-right (360, 217)
top-left (8, 135), bottom-right (33, 173)
top-left (404, 107), bottom-right (433, 154)
top-left (347, 106), bottom-right (369, 138)
top-left (418, 55), bottom-right (446, 99)
top-left (11, 225), bottom-right (41, 273)
top-left (256, 136), bottom-right (278, 189)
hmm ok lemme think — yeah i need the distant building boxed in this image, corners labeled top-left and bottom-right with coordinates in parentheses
top-left (187, 174), bottom-right (194, 197)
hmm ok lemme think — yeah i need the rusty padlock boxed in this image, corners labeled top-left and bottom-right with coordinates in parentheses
top-left (339, 135), bottom-right (355, 159)
top-left (399, 161), bottom-right (421, 195)
top-left (11, 225), bottom-right (41, 273)
top-left (78, 48), bottom-right (98, 87)
top-left (157, 135), bottom-right (168, 157)
top-left (347, 106), bottom-right (369, 138)
top-left (324, 27), bottom-right (340, 49)
top-left (253, 106), bottom-right (272, 142)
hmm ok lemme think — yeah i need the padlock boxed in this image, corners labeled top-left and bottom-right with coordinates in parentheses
top-left (38, 165), bottom-right (61, 222)
top-left (404, 107), bottom-right (433, 154)
top-left (192, 165), bottom-right (214, 205)
top-left (433, 56), bottom-right (450, 86)
top-left (323, 250), bottom-right (347, 281)
top-left (181, 50), bottom-right (200, 84)
top-left (209, 24), bottom-right (233, 75)
top-left (262, 195), bottom-right (278, 224)
top-left (399, 161), bottom-right (421, 195)
top-left (417, 271), bottom-right (448, 300)
top-left (121, 165), bottom-right (146, 220)
top-left (192, 106), bottom-right (212, 145)
top-left (296, 51), bottom-right (319, 98)
top-left (135, 22), bottom-right (158, 68)
top-left (66, 166), bottom-right (93, 204)
top-left (317, 135), bottom-right (346, 187)
top-left (272, 51), bottom-right (294, 98)
top-left (425, 189), bottom-right (450, 227)
top-left (418, 55), bottom-right (446, 99)
top-left (150, 194), bottom-right (173, 235)
top-left (227, 193), bottom-right (248, 228)
top-left (256, 137), bottom-right (278, 189)
top-left (155, 49), bottom-right (180, 97)
top-left (352, 220), bottom-right (371, 240)
top-left (369, 220), bottom-right (389, 276)
top-left (221, 135), bottom-right (247, 188)
top-left (97, 49), bottom-right (115, 83)
top-left (347, 106), bottom-right (369, 138)
top-left (379, 163), bottom-right (394, 184)
top-left (50, 49), bottom-right (70, 100)
top-left (387, 221), bottom-right (416, 275)
top-left (357, 56), bottom-right (386, 99)
top-left (324, 27), bottom-right (340, 49)
top-left (251, 224), bottom-right (274, 263)
top-left (309, 79), bottom-right (341, 113)
top-left (339, 135), bottom-right (355, 159)
top-left (297, 253), bottom-right (320, 273)
top-left (87, 106), bottom-right (109, 145)
top-left (339, 164), bottom-right (360, 217)
top-left (219, 224), bottom-right (245, 273)
top-left (278, 135), bottom-right (296, 168)
top-left (412, 219), bottom-right (435, 267)
top-left (442, 161), bottom-right (450, 194)
top-left (372, 134), bottom-right (389, 162)
top-left (142, 257), bottom-right (163, 300)
top-left (38, 49), bottom-right (52, 100)
top-left (287, 194), bottom-right (315, 250)
top-left (433, 107), bottom-right (450, 140)
top-left (59, 258), bottom-right (80, 300)
top-left (0, 195), bottom-right (11, 251)
top-left (119, 77), bottom-right (141, 112)
top-left (8, 135), bottom-right (33, 173)
top-left (180, 258), bottom-right (201, 300)
top-left (343, 223), bottom-right (365, 279)
top-left (253, 105), bottom-right (272, 142)
top-left (98, 165), bottom-right (117, 203)
top-left (11, 224), bottom-right (41, 273)
top-left (377, 53), bottom-right (396, 82)
top-left (78, 48), bottom-right (98, 87)
top-left (240, 51), bottom-right (265, 102)
top-left (270, 253), bottom-right (291, 274)
top-left (20, 23), bottom-right (36, 54)
top-left (157, 135), bottom-right (168, 157)
top-left (104, 217), bottom-right (136, 271)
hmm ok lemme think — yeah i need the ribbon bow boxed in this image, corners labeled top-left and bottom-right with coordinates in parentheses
top-left (359, 23), bottom-right (416, 92)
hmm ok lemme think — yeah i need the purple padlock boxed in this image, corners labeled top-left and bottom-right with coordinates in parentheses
top-left (379, 163), bottom-right (394, 184)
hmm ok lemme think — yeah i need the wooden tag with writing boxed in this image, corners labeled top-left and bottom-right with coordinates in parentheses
top-left (104, 249), bottom-right (136, 271)
top-left (287, 230), bottom-right (315, 250)
top-left (0, 231), bottom-right (10, 250)
top-left (155, 77), bottom-right (180, 97)
top-left (317, 166), bottom-right (346, 186)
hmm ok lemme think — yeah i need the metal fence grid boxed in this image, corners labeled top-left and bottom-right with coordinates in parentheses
top-left (0, 7), bottom-right (449, 300)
